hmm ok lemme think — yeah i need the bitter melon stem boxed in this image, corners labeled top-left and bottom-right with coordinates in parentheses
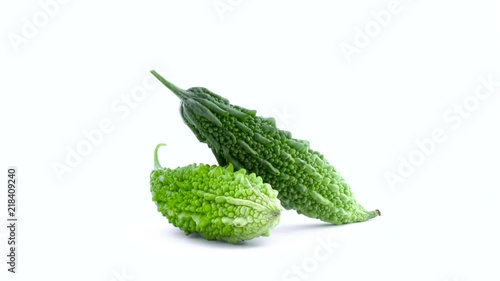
top-left (150, 70), bottom-right (187, 100)
top-left (154, 143), bottom-right (167, 169)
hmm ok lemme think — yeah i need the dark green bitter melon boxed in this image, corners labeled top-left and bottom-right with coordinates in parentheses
top-left (151, 71), bottom-right (380, 225)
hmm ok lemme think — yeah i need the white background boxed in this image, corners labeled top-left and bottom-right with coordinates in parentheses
top-left (1, 1), bottom-right (500, 281)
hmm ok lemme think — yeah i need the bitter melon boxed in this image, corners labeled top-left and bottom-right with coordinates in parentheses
top-left (151, 70), bottom-right (380, 225)
top-left (150, 144), bottom-right (281, 243)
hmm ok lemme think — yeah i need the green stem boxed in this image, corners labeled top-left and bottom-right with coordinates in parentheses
top-left (154, 143), bottom-right (167, 169)
top-left (368, 209), bottom-right (381, 219)
top-left (150, 70), bottom-right (188, 100)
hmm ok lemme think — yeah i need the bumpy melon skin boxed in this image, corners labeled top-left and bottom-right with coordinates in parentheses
top-left (151, 71), bottom-right (380, 225)
top-left (150, 146), bottom-right (281, 243)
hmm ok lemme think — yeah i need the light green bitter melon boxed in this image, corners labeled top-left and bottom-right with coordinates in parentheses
top-left (150, 144), bottom-right (281, 243)
top-left (151, 70), bottom-right (380, 225)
